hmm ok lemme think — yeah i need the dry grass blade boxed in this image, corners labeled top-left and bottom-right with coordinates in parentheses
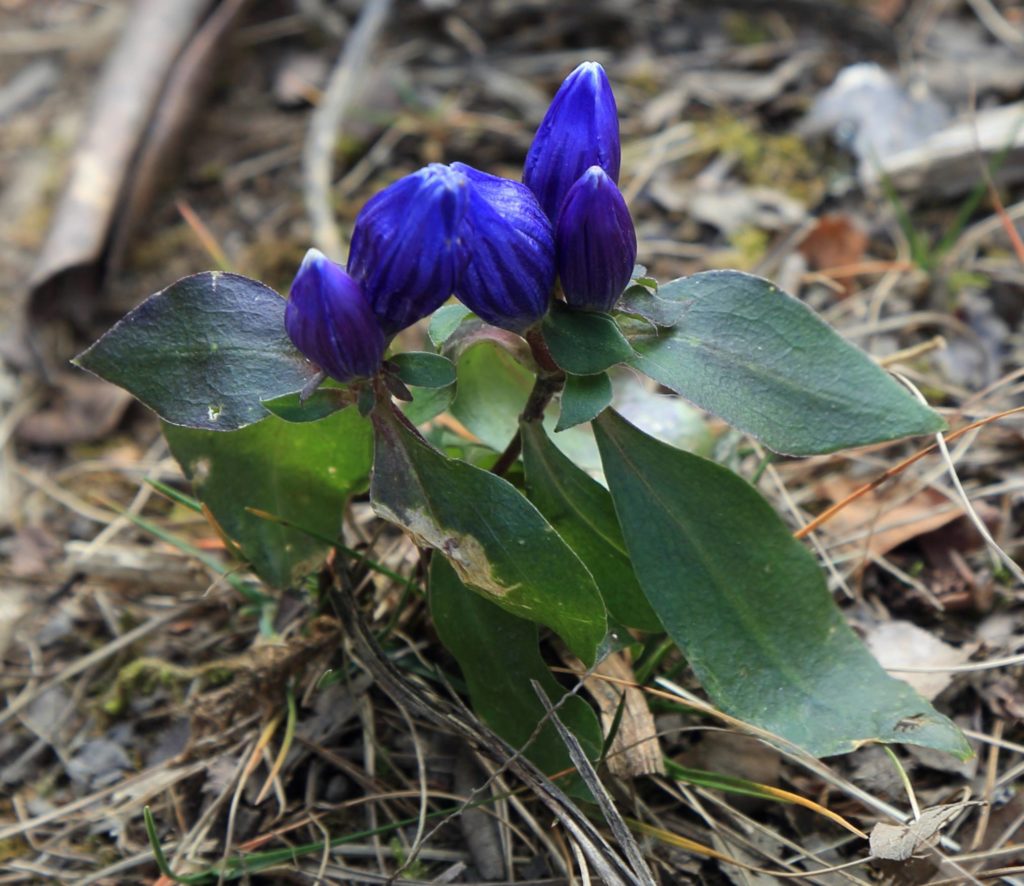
top-left (531, 679), bottom-right (657, 886)
top-left (330, 583), bottom-right (640, 886)
top-left (176, 198), bottom-right (233, 272)
top-left (562, 668), bottom-right (868, 840)
top-left (895, 373), bottom-right (1024, 586)
top-left (303, 0), bottom-right (392, 259)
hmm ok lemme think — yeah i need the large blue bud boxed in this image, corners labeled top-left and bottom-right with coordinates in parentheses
top-left (523, 61), bottom-right (621, 222)
top-left (348, 163), bottom-right (469, 336)
top-left (285, 248), bottom-right (385, 383)
top-left (451, 162), bottom-right (556, 333)
top-left (556, 166), bottom-right (637, 313)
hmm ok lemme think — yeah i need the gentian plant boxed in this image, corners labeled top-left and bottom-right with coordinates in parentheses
top-left (76, 62), bottom-right (970, 769)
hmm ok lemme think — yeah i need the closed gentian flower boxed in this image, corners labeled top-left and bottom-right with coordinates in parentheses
top-left (451, 162), bottom-right (555, 333)
top-left (285, 248), bottom-right (385, 382)
top-left (556, 166), bottom-right (637, 313)
top-left (523, 61), bottom-right (621, 222)
top-left (348, 163), bottom-right (468, 336)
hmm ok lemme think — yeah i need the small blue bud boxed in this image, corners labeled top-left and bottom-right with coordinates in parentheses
top-left (451, 162), bottom-right (556, 333)
top-left (285, 248), bottom-right (385, 382)
top-left (348, 163), bottom-right (468, 336)
top-left (556, 167), bottom-right (637, 313)
top-left (524, 61), bottom-right (621, 222)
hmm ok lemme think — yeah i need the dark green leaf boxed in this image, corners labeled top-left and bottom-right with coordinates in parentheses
top-left (389, 351), bottom-right (456, 388)
top-left (261, 387), bottom-right (352, 423)
top-left (542, 302), bottom-right (634, 375)
top-left (163, 407), bottom-right (372, 588)
top-left (626, 270), bottom-right (946, 455)
top-left (371, 407), bottom-right (606, 663)
top-left (594, 410), bottom-right (970, 759)
top-left (430, 558), bottom-right (603, 773)
top-left (75, 272), bottom-right (318, 431)
top-left (556, 372), bottom-right (612, 432)
top-left (522, 422), bottom-right (660, 632)
top-left (428, 304), bottom-right (473, 347)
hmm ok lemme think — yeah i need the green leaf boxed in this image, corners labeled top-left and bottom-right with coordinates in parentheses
top-left (430, 558), bottom-right (603, 774)
top-left (389, 351), bottom-right (456, 388)
top-left (402, 384), bottom-right (455, 426)
top-left (626, 270), bottom-right (946, 455)
top-left (449, 340), bottom-right (533, 451)
top-left (163, 407), bottom-right (372, 588)
top-left (593, 410), bottom-right (970, 759)
top-left (556, 372), bottom-right (612, 432)
top-left (261, 387), bottom-right (352, 423)
top-left (74, 272), bottom-right (318, 431)
top-left (447, 339), bottom-right (603, 472)
top-left (542, 302), bottom-right (634, 375)
top-left (617, 281), bottom-right (687, 327)
top-left (428, 303), bottom-right (473, 348)
top-left (522, 422), bottom-right (660, 632)
top-left (371, 407), bottom-right (607, 663)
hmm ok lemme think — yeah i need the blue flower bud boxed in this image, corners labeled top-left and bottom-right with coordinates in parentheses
top-left (451, 162), bottom-right (556, 333)
top-left (556, 167), bottom-right (637, 313)
top-left (285, 248), bottom-right (385, 382)
top-left (348, 163), bottom-right (469, 336)
top-left (524, 61), bottom-right (621, 222)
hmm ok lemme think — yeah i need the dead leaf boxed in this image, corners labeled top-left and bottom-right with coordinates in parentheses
top-left (567, 650), bottom-right (664, 778)
top-left (816, 476), bottom-right (964, 562)
top-left (28, 0), bottom-right (213, 335)
top-left (866, 620), bottom-right (976, 700)
top-left (15, 373), bottom-right (133, 445)
top-left (869, 804), bottom-right (972, 861)
top-left (105, 0), bottom-right (252, 276)
top-left (10, 525), bottom-right (61, 577)
top-left (797, 213), bottom-right (868, 296)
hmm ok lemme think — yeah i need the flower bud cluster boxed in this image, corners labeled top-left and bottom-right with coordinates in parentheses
top-left (285, 62), bottom-right (636, 383)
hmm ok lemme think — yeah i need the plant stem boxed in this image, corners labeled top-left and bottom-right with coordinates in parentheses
top-left (491, 327), bottom-right (565, 476)
top-left (372, 375), bottom-right (432, 446)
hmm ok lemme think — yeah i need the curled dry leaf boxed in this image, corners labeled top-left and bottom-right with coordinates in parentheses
top-left (28, 0), bottom-right (212, 332)
top-left (869, 803), bottom-right (974, 861)
top-left (568, 650), bottom-right (665, 778)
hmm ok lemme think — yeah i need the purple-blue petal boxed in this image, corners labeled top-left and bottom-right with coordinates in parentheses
top-left (556, 167), bottom-right (637, 313)
top-left (285, 248), bottom-right (385, 382)
top-left (348, 163), bottom-right (469, 336)
top-left (523, 61), bottom-right (621, 223)
top-left (451, 162), bottom-right (555, 333)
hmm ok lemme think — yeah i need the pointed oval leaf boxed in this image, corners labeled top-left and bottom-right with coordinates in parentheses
top-left (389, 351), bottom-right (456, 389)
top-left (402, 383), bottom-right (456, 426)
top-left (163, 407), bottom-right (373, 588)
top-left (594, 409), bottom-right (970, 759)
top-left (371, 408), bottom-right (606, 663)
top-left (428, 303), bottom-right (473, 348)
top-left (75, 272), bottom-right (318, 431)
top-left (450, 340), bottom-right (533, 451)
top-left (261, 387), bottom-right (353, 423)
top-left (522, 422), bottom-right (660, 632)
top-left (556, 372), bottom-right (613, 432)
top-left (626, 270), bottom-right (946, 455)
top-left (542, 301), bottom-right (635, 375)
top-left (430, 558), bottom-right (603, 774)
